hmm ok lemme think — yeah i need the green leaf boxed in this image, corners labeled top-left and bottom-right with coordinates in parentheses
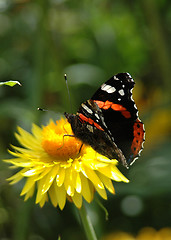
top-left (0, 80), bottom-right (22, 87)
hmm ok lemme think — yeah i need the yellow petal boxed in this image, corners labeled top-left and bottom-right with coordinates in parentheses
top-left (7, 149), bottom-right (25, 158)
top-left (20, 175), bottom-right (37, 196)
top-left (56, 184), bottom-right (66, 210)
top-left (49, 182), bottom-right (58, 207)
top-left (16, 127), bottom-right (40, 149)
top-left (94, 185), bottom-right (107, 200)
top-left (4, 155), bottom-right (34, 166)
top-left (97, 172), bottom-right (115, 194)
top-left (22, 166), bottom-right (46, 177)
top-left (75, 172), bottom-right (82, 193)
top-left (32, 124), bottom-right (42, 139)
top-left (64, 168), bottom-right (75, 197)
top-left (82, 165), bottom-right (104, 189)
top-left (39, 193), bottom-right (48, 207)
top-left (7, 169), bottom-right (25, 184)
top-left (41, 165), bottom-right (59, 194)
top-left (56, 167), bottom-right (65, 187)
top-left (5, 160), bottom-right (33, 168)
top-left (80, 173), bottom-right (93, 203)
top-left (111, 166), bottom-right (129, 182)
top-left (36, 178), bottom-right (46, 204)
top-left (72, 159), bottom-right (82, 172)
top-left (98, 166), bottom-right (129, 183)
top-left (24, 184), bottom-right (35, 201)
top-left (11, 145), bottom-right (42, 156)
top-left (34, 167), bottom-right (52, 181)
top-left (72, 192), bottom-right (82, 208)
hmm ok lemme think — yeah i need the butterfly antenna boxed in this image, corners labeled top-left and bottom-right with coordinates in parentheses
top-left (64, 73), bottom-right (73, 113)
top-left (37, 107), bottom-right (48, 112)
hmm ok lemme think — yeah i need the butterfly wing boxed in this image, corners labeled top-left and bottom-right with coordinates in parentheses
top-left (65, 72), bottom-right (145, 167)
top-left (91, 73), bottom-right (145, 164)
top-left (75, 99), bottom-right (128, 167)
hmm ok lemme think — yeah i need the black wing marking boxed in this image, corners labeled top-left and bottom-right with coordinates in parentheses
top-left (91, 73), bottom-right (140, 161)
top-left (91, 72), bottom-right (138, 120)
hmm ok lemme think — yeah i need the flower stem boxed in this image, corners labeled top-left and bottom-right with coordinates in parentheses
top-left (78, 203), bottom-right (98, 240)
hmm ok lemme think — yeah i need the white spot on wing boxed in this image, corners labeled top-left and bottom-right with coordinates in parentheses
top-left (95, 113), bottom-right (100, 119)
top-left (101, 84), bottom-right (116, 93)
top-left (87, 124), bottom-right (94, 133)
top-left (100, 114), bottom-right (107, 129)
top-left (126, 72), bottom-right (134, 82)
top-left (134, 103), bottom-right (138, 109)
top-left (126, 72), bottom-right (131, 77)
top-left (82, 103), bottom-right (93, 114)
top-left (129, 88), bottom-right (139, 117)
top-left (118, 89), bottom-right (125, 96)
top-left (114, 76), bottom-right (119, 80)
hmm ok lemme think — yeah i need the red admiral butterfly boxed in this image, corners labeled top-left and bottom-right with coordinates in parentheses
top-left (65, 73), bottom-right (145, 168)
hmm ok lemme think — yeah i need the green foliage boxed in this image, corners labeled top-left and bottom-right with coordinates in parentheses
top-left (0, 0), bottom-right (171, 239)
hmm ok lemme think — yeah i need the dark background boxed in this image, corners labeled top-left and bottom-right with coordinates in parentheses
top-left (0, 0), bottom-right (171, 239)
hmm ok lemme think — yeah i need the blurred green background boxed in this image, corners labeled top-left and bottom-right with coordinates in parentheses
top-left (0, 0), bottom-right (171, 239)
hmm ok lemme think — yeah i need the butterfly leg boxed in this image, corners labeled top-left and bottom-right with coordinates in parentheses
top-left (78, 143), bottom-right (83, 154)
top-left (64, 135), bottom-right (84, 155)
top-left (56, 134), bottom-right (75, 150)
top-left (61, 134), bottom-right (84, 156)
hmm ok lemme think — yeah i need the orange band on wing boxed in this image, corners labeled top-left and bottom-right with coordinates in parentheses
top-left (79, 113), bottom-right (104, 131)
top-left (94, 100), bottom-right (131, 119)
top-left (131, 119), bottom-right (145, 156)
top-left (121, 111), bottom-right (131, 118)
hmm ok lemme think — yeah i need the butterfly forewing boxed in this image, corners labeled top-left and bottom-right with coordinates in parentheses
top-left (91, 73), bottom-right (142, 162)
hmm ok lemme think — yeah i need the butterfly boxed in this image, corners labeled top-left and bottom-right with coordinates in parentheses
top-left (65, 73), bottom-right (145, 168)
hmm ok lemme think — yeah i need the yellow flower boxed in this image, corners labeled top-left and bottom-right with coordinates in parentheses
top-left (4, 118), bottom-right (128, 210)
top-left (102, 227), bottom-right (171, 240)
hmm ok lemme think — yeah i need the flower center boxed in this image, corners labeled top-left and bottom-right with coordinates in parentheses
top-left (41, 119), bottom-right (83, 160)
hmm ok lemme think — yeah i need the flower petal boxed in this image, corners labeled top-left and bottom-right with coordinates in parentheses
top-left (97, 172), bottom-right (115, 194)
top-left (24, 184), bottom-right (35, 201)
top-left (94, 185), bottom-right (107, 200)
top-left (111, 166), bottom-right (129, 182)
top-left (75, 172), bottom-right (82, 193)
top-left (7, 169), bottom-right (25, 184)
top-left (82, 165), bottom-right (104, 189)
top-left (39, 192), bottom-right (48, 207)
top-left (64, 168), bottom-right (75, 197)
top-left (34, 167), bottom-right (52, 181)
top-left (80, 173), bottom-right (94, 203)
top-left (98, 166), bottom-right (129, 183)
top-left (20, 175), bottom-right (37, 196)
top-left (49, 182), bottom-right (58, 207)
top-left (41, 165), bottom-right (60, 194)
top-left (36, 178), bottom-right (46, 204)
top-left (56, 184), bottom-right (66, 210)
top-left (32, 124), bottom-right (42, 139)
top-left (56, 167), bottom-right (65, 187)
top-left (72, 192), bottom-right (82, 209)
top-left (16, 127), bottom-right (41, 149)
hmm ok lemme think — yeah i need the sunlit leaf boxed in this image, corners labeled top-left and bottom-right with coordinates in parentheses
top-left (0, 80), bottom-right (21, 87)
